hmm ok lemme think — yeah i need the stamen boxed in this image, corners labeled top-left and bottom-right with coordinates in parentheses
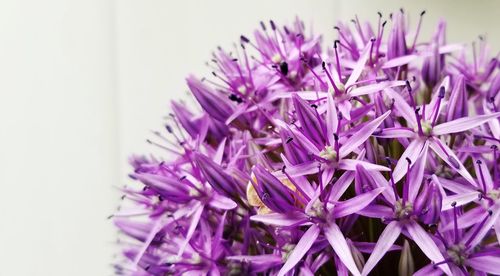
top-left (322, 61), bottom-right (341, 95)
top-left (301, 57), bottom-right (327, 90)
top-left (333, 40), bottom-right (342, 81)
top-left (406, 81), bottom-right (425, 136)
top-left (472, 42), bottom-right (478, 75)
top-left (410, 10), bottom-right (426, 51)
top-left (492, 145), bottom-right (499, 184)
top-left (333, 134), bottom-right (340, 162)
top-left (431, 86), bottom-right (445, 127)
top-left (369, 38), bottom-right (376, 66)
top-left (476, 159), bottom-right (488, 192)
top-left (386, 157), bottom-right (400, 200)
top-left (403, 157), bottom-right (411, 204)
top-left (464, 210), bottom-right (492, 248)
top-left (451, 201), bottom-right (459, 244)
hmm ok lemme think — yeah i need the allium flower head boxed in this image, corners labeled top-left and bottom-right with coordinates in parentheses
top-left (113, 12), bottom-right (500, 275)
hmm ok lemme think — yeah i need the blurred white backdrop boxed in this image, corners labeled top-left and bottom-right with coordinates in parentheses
top-left (0, 1), bottom-right (498, 275)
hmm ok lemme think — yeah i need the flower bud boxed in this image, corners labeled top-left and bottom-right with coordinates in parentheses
top-left (422, 21), bottom-right (446, 88)
top-left (414, 181), bottom-right (442, 225)
top-left (292, 93), bottom-right (325, 148)
top-left (387, 12), bottom-right (407, 60)
top-left (187, 75), bottom-right (234, 122)
top-left (194, 153), bottom-right (240, 198)
top-left (398, 240), bottom-right (415, 276)
top-left (446, 75), bottom-right (468, 121)
top-left (171, 101), bottom-right (199, 138)
top-left (252, 165), bottom-right (296, 213)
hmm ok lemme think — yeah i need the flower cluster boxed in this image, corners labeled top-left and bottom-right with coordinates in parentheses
top-left (113, 11), bottom-right (500, 276)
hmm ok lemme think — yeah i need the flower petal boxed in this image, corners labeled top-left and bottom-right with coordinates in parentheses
top-left (250, 212), bottom-right (309, 226)
top-left (374, 127), bottom-right (415, 138)
top-left (429, 139), bottom-right (475, 185)
top-left (405, 220), bottom-right (452, 276)
top-left (326, 93), bottom-right (339, 146)
top-left (349, 81), bottom-right (406, 97)
top-left (333, 187), bottom-right (385, 218)
top-left (209, 193), bottom-right (238, 210)
top-left (384, 87), bottom-right (416, 127)
top-left (328, 171), bottom-right (355, 201)
top-left (361, 221), bottom-right (402, 276)
top-left (467, 255), bottom-right (500, 275)
top-left (408, 141), bottom-right (429, 202)
top-left (324, 223), bottom-right (361, 276)
top-left (339, 111), bottom-right (391, 158)
top-left (178, 204), bottom-right (205, 256)
top-left (382, 54), bottom-right (418, 69)
top-left (277, 224), bottom-right (320, 276)
top-left (433, 112), bottom-right (500, 135)
top-left (338, 159), bottom-right (390, 171)
top-left (392, 139), bottom-right (426, 183)
top-left (345, 43), bottom-right (371, 88)
top-left (441, 191), bottom-right (480, 210)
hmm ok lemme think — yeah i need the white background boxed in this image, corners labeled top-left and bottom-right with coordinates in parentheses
top-left (0, 1), bottom-right (499, 275)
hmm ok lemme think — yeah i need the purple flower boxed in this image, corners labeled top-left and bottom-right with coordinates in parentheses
top-left (113, 12), bottom-right (500, 276)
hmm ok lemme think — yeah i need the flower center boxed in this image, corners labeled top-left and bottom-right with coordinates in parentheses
top-left (306, 199), bottom-right (325, 218)
top-left (319, 145), bottom-right (337, 161)
top-left (447, 244), bottom-right (468, 266)
top-left (487, 189), bottom-right (500, 200)
top-left (394, 200), bottom-right (414, 220)
top-left (414, 120), bottom-right (432, 136)
top-left (282, 244), bottom-right (296, 261)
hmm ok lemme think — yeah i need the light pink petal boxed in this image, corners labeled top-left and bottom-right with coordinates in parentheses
top-left (277, 224), bottom-right (320, 276)
top-left (285, 161), bottom-right (320, 177)
top-left (326, 93), bottom-right (339, 146)
top-left (324, 223), bottom-right (361, 276)
top-left (353, 241), bottom-right (401, 253)
top-left (496, 217), bottom-right (500, 245)
top-left (408, 141), bottom-right (429, 202)
top-left (339, 111), bottom-right (391, 158)
top-left (209, 193), bottom-right (238, 210)
top-left (433, 112), bottom-right (500, 135)
top-left (357, 204), bottom-right (393, 218)
top-left (413, 264), bottom-right (446, 276)
top-left (250, 212), bottom-right (309, 226)
top-left (213, 138), bottom-right (226, 165)
top-left (429, 139), bottom-right (475, 185)
top-left (442, 207), bottom-right (485, 231)
top-left (338, 159), bottom-right (390, 171)
top-left (178, 204), bottom-right (205, 256)
top-left (425, 77), bottom-right (450, 122)
top-left (345, 43), bottom-right (371, 88)
top-left (361, 221), bottom-right (402, 276)
top-left (333, 187), bottom-right (385, 218)
top-left (473, 157), bottom-right (494, 190)
top-left (382, 54), bottom-right (418, 69)
top-left (467, 255), bottom-right (500, 275)
top-left (338, 99), bottom-right (352, 121)
top-left (329, 171), bottom-right (355, 201)
top-left (406, 220), bottom-right (452, 276)
top-left (436, 176), bottom-right (476, 194)
top-left (321, 167), bottom-right (335, 189)
top-left (374, 127), bottom-right (415, 138)
top-left (225, 102), bottom-right (249, 124)
top-left (439, 43), bottom-right (464, 54)
top-left (384, 87), bottom-right (416, 127)
top-left (349, 80), bottom-right (406, 97)
top-left (289, 126), bottom-right (321, 154)
top-left (461, 203), bottom-right (500, 248)
top-left (392, 139), bottom-right (426, 183)
top-left (366, 169), bottom-right (396, 204)
top-left (442, 191), bottom-right (480, 210)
